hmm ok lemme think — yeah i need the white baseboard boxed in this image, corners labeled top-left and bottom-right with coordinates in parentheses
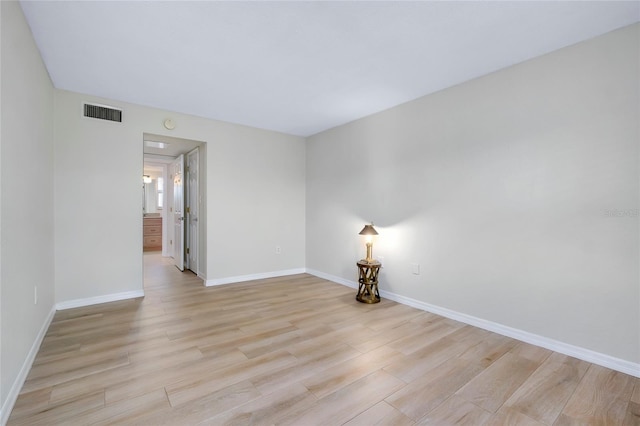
top-left (305, 268), bottom-right (357, 289)
top-left (205, 268), bottom-right (306, 287)
top-left (56, 290), bottom-right (145, 311)
top-left (305, 269), bottom-right (640, 378)
top-left (2, 290), bottom-right (145, 424)
top-left (1, 306), bottom-right (56, 426)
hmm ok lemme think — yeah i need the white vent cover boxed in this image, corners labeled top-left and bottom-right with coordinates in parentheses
top-left (83, 103), bottom-right (122, 122)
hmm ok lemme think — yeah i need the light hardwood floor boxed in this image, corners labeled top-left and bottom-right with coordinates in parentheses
top-left (8, 253), bottom-right (640, 425)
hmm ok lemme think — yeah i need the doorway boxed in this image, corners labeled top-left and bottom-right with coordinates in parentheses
top-left (143, 133), bottom-right (206, 284)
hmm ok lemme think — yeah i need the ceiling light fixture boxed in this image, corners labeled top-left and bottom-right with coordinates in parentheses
top-left (144, 140), bottom-right (170, 149)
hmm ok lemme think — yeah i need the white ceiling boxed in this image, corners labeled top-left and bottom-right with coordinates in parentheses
top-left (20, 1), bottom-right (639, 137)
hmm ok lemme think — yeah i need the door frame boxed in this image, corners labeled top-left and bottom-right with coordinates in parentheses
top-left (171, 154), bottom-right (185, 271)
top-left (185, 147), bottom-right (200, 275)
top-left (141, 134), bottom-right (207, 285)
top-left (143, 156), bottom-right (171, 256)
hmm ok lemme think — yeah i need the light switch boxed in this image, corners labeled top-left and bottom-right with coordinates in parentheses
top-left (411, 263), bottom-right (420, 275)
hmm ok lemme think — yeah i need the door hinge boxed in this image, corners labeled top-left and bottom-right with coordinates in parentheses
top-left (186, 248), bottom-right (190, 254)
top-left (186, 207), bottom-right (190, 214)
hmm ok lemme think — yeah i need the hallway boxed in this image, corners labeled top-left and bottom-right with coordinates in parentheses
top-left (143, 252), bottom-right (201, 290)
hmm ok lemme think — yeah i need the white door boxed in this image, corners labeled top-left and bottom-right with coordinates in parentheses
top-left (172, 155), bottom-right (185, 271)
top-left (186, 148), bottom-right (199, 273)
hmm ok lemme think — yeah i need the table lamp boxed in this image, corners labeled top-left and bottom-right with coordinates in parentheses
top-left (359, 223), bottom-right (378, 263)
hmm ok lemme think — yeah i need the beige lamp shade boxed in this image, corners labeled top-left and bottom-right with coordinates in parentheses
top-left (358, 224), bottom-right (378, 236)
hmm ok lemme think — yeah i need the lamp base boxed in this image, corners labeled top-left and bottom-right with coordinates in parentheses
top-left (364, 242), bottom-right (374, 264)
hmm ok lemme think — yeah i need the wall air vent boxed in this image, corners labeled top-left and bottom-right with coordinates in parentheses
top-left (83, 103), bottom-right (122, 123)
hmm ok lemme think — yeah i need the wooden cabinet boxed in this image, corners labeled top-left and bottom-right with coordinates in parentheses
top-left (143, 217), bottom-right (162, 251)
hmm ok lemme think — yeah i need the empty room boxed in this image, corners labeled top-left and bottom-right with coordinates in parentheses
top-left (1, 1), bottom-right (639, 425)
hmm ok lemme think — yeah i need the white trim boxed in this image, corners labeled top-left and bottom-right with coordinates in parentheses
top-left (161, 161), bottom-right (170, 257)
top-left (305, 268), bottom-right (357, 289)
top-left (185, 147), bottom-right (199, 274)
top-left (56, 290), bottom-right (145, 311)
top-left (205, 268), bottom-right (306, 287)
top-left (142, 159), bottom-right (170, 256)
top-left (1, 307), bottom-right (56, 426)
top-left (305, 269), bottom-right (640, 378)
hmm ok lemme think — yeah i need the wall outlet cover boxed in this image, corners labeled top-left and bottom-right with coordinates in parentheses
top-left (411, 263), bottom-right (420, 275)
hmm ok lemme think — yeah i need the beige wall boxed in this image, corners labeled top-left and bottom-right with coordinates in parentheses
top-left (54, 90), bottom-right (306, 302)
top-left (306, 24), bottom-right (639, 364)
top-left (0, 0), bottom-right (55, 418)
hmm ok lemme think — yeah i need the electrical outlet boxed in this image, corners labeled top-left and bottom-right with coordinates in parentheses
top-left (411, 263), bottom-right (420, 275)
top-left (275, 245), bottom-right (282, 254)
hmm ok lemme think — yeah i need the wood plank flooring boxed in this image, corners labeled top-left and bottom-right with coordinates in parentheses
top-left (8, 253), bottom-right (640, 425)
